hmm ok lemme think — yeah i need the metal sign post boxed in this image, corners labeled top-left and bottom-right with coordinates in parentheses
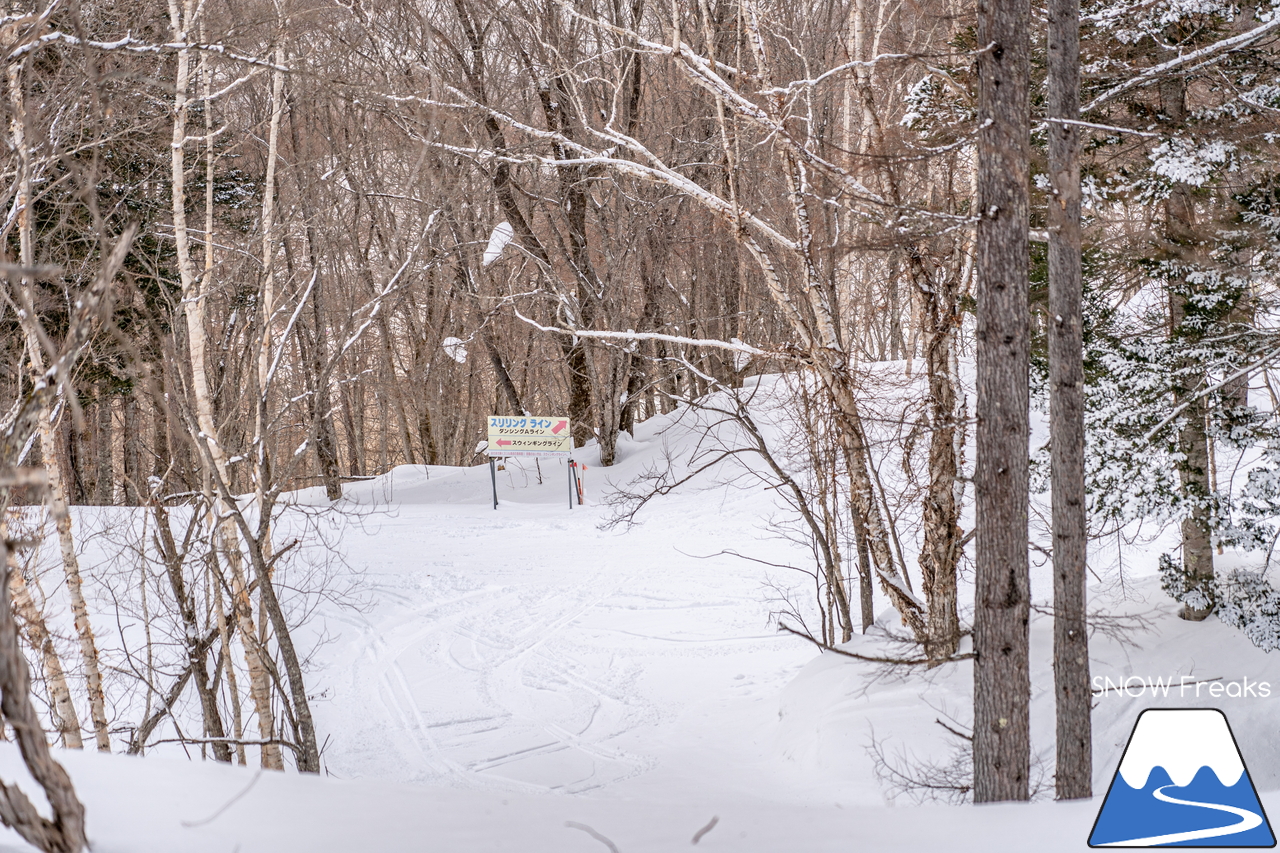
top-left (484, 416), bottom-right (574, 510)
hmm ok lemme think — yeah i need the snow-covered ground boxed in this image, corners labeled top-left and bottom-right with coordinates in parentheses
top-left (3, 383), bottom-right (1279, 851)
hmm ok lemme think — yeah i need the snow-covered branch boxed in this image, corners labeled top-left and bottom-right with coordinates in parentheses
top-left (510, 307), bottom-right (790, 360)
top-left (9, 32), bottom-right (288, 71)
top-left (1084, 16), bottom-right (1280, 113)
top-left (1142, 339), bottom-right (1280, 444)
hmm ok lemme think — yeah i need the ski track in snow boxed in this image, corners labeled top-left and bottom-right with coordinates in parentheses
top-left (315, 496), bottom-right (809, 801)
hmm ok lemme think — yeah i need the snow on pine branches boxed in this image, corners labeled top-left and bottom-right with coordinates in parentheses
top-left (1161, 554), bottom-right (1280, 652)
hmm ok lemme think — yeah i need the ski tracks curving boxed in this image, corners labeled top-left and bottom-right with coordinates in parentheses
top-left (329, 564), bottom-right (656, 793)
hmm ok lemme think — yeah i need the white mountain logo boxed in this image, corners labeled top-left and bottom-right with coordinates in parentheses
top-left (1089, 708), bottom-right (1275, 847)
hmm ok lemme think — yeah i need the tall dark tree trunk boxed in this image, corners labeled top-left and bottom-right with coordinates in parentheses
top-left (449, 0), bottom-right (595, 446)
top-left (94, 395), bottom-right (113, 505)
top-left (888, 255), bottom-right (904, 360)
top-left (566, 343), bottom-right (594, 449)
top-left (852, 504), bottom-right (875, 633)
top-left (153, 503), bottom-right (231, 763)
top-left (620, 366), bottom-right (645, 436)
top-left (287, 100), bottom-right (342, 502)
top-left (340, 381), bottom-right (364, 477)
top-left (1161, 73), bottom-right (1216, 621)
top-left (915, 254), bottom-right (962, 662)
top-left (62, 418), bottom-right (86, 505)
top-left (1047, 0), bottom-right (1092, 800)
top-left (973, 0), bottom-right (1032, 804)
top-left (483, 333), bottom-right (525, 417)
top-left (416, 405), bottom-right (440, 466)
top-left (121, 395), bottom-right (141, 505)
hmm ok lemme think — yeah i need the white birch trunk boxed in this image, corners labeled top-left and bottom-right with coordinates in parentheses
top-left (200, 42), bottom-right (248, 766)
top-left (168, 0), bottom-right (281, 770)
top-left (0, 514), bottom-right (82, 749)
top-left (8, 61), bottom-right (111, 753)
top-left (252, 42), bottom-right (286, 571)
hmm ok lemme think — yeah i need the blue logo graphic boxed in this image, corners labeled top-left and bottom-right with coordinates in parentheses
top-left (1090, 708), bottom-right (1275, 847)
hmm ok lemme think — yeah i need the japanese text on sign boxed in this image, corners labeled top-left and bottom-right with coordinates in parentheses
top-left (486, 416), bottom-right (572, 457)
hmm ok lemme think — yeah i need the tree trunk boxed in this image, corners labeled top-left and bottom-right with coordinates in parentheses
top-left (217, 490), bottom-right (322, 774)
top-left (0, 543), bottom-right (87, 853)
top-left (213, 563), bottom-right (247, 766)
top-left (121, 396), bottom-right (141, 505)
top-left (1161, 74), bottom-right (1216, 621)
top-left (93, 398), bottom-right (113, 506)
top-left (0, 517), bottom-right (81, 750)
top-left (341, 381), bottom-right (364, 477)
top-left (483, 333), bottom-right (525, 417)
top-left (169, 10), bottom-right (281, 770)
top-left (854, 512), bottom-right (875, 633)
top-left (0, 208), bottom-right (131, 853)
top-left (917, 258), bottom-right (962, 662)
top-left (1047, 0), bottom-right (1092, 800)
top-left (8, 60), bottom-right (111, 754)
top-left (973, 0), bottom-right (1032, 804)
top-left (285, 94), bottom-right (343, 501)
top-left (452, 2), bottom-right (596, 448)
top-left (842, 9), bottom-right (964, 658)
top-left (154, 507), bottom-right (231, 762)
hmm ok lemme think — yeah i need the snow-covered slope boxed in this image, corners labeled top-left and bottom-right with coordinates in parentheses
top-left (0, 740), bottom-right (1124, 852)
top-left (4, 376), bottom-right (1276, 851)
top-left (776, 574), bottom-right (1280, 803)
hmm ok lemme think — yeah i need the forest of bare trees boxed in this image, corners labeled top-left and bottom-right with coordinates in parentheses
top-left (1, 0), bottom-right (1279, 846)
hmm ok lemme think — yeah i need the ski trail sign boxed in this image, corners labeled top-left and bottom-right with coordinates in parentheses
top-left (485, 416), bottom-right (572, 458)
top-left (1089, 708), bottom-right (1276, 848)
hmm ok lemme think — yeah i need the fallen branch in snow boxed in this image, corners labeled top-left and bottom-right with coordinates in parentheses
top-left (148, 736), bottom-right (304, 759)
top-left (777, 623), bottom-right (973, 666)
top-left (565, 821), bottom-right (620, 853)
top-left (868, 725), bottom-right (974, 804)
top-left (691, 816), bottom-right (719, 844)
top-left (180, 770), bottom-right (263, 827)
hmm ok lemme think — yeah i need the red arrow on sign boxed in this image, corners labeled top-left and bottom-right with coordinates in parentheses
top-left (496, 439), bottom-right (513, 447)
top-left (552, 420), bottom-right (568, 434)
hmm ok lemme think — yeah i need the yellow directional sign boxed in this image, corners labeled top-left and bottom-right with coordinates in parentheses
top-left (485, 416), bottom-right (573, 457)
